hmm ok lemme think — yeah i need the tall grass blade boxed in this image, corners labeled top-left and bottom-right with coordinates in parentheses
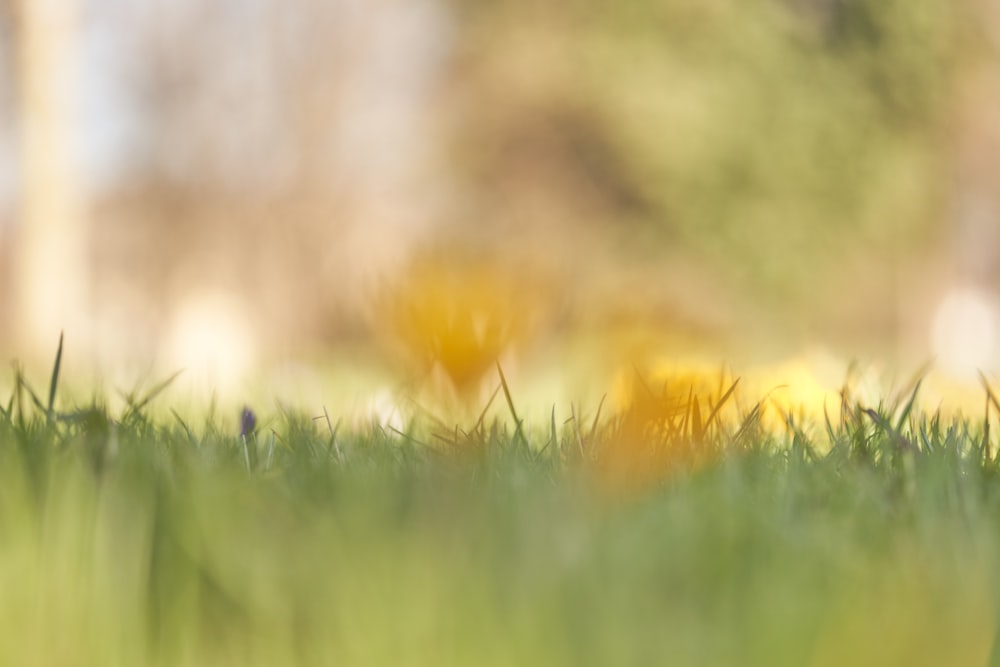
top-left (679, 386), bottom-right (693, 437)
top-left (863, 408), bottom-right (913, 452)
top-left (704, 378), bottom-right (740, 431)
top-left (125, 370), bottom-right (184, 418)
top-left (893, 377), bottom-right (923, 433)
top-left (474, 383), bottom-right (503, 434)
top-left (242, 435), bottom-right (252, 473)
top-left (46, 331), bottom-right (64, 420)
top-left (589, 394), bottom-right (606, 442)
top-left (691, 396), bottom-right (704, 442)
top-left (496, 362), bottom-right (526, 447)
top-left (547, 405), bottom-right (558, 459)
top-left (980, 371), bottom-right (1000, 417)
top-left (978, 372), bottom-right (1000, 464)
top-left (170, 408), bottom-right (196, 445)
top-left (321, 406), bottom-right (344, 461)
top-left (19, 375), bottom-right (46, 417)
top-left (570, 403), bottom-right (585, 459)
top-left (982, 394), bottom-right (991, 464)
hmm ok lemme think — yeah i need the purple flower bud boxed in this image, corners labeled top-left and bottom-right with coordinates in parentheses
top-left (240, 407), bottom-right (257, 438)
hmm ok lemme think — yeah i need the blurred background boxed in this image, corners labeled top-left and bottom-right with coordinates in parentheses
top-left (1, 0), bottom-right (999, 409)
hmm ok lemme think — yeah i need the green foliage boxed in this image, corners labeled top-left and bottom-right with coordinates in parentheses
top-left (1, 358), bottom-right (1000, 664)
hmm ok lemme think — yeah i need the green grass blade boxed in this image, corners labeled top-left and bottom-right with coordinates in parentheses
top-left (125, 370), bottom-right (184, 419)
top-left (691, 395), bottom-right (704, 442)
top-left (549, 405), bottom-right (558, 460)
top-left (474, 383), bottom-right (503, 435)
top-left (496, 362), bottom-right (526, 448)
top-left (46, 331), bottom-right (64, 420)
top-left (589, 394), bottom-right (606, 442)
top-left (980, 371), bottom-right (1000, 417)
top-left (704, 378), bottom-right (740, 431)
top-left (893, 377), bottom-right (923, 434)
top-left (20, 376), bottom-right (46, 417)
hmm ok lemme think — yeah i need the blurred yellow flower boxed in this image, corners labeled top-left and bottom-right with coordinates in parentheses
top-left (594, 361), bottom-right (739, 493)
top-left (373, 251), bottom-right (550, 397)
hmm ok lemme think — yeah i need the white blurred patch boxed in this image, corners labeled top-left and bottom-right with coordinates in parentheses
top-left (358, 389), bottom-right (405, 434)
top-left (164, 292), bottom-right (257, 396)
top-left (931, 286), bottom-right (1000, 379)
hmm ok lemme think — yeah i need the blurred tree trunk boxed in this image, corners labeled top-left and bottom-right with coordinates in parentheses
top-left (10, 0), bottom-right (87, 356)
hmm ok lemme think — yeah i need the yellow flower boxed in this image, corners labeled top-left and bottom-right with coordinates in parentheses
top-left (373, 251), bottom-right (548, 397)
top-left (594, 361), bottom-right (739, 493)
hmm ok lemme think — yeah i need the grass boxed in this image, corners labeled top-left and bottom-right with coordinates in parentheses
top-left (2, 351), bottom-right (1000, 666)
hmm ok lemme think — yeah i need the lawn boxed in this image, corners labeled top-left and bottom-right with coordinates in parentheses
top-left (1, 347), bottom-right (999, 666)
